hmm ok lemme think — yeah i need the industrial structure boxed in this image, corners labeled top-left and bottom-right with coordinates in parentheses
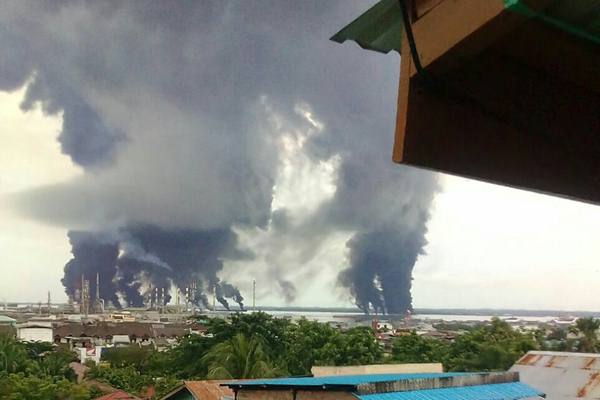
top-left (332, 0), bottom-right (600, 204)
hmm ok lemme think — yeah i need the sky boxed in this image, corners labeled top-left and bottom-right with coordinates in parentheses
top-left (1, 1), bottom-right (600, 311)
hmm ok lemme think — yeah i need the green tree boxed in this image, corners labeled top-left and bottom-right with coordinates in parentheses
top-left (0, 334), bottom-right (31, 374)
top-left (315, 327), bottom-right (383, 367)
top-left (283, 318), bottom-right (338, 375)
top-left (88, 364), bottom-right (152, 396)
top-left (391, 332), bottom-right (449, 364)
top-left (24, 341), bottom-right (54, 360)
top-left (169, 334), bottom-right (214, 378)
top-left (547, 328), bottom-right (567, 341)
top-left (101, 346), bottom-right (152, 369)
top-left (573, 317), bottom-right (600, 353)
top-left (0, 373), bottom-right (90, 400)
top-left (36, 349), bottom-right (77, 380)
top-left (207, 312), bottom-right (292, 358)
top-left (202, 333), bottom-right (284, 379)
top-left (444, 318), bottom-right (538, 372)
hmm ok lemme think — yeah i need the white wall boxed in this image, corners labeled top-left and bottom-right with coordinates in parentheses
top-left (312, 363), bottom-right (444, 376)
top-left (17, 327), bottom-right (53, 342)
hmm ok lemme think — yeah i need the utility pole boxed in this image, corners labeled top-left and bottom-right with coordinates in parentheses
top-left (47, 291), bottom-right (51, 315)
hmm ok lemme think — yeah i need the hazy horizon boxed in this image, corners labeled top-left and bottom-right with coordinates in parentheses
top-left (2, 1), bottom-right (600, 312)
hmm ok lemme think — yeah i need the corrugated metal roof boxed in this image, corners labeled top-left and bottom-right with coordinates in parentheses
top-left (224, 373), bottom-right (470, 388)
top-left (184, 380), bottom-right (234, 400)
top-left (330, 0), bottom-right (600, 55)
top-left (513, 351), bottom-right (600, 370)
top-left (330, 0), bottom-right (403, 54)
top-left (510, 351), bottom-right (600, 400)
top-left (356, 382), bottom-right (544, 400)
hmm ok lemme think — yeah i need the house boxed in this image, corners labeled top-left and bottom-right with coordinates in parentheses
top-left (160, 380), bottom-right (234, 400)
top-left (510, 350), bottom-right (600, 400)
top-left (332, 0), bottom-right (600, 205)
top-left (224, 371), bottom-right (543, 400)
top-left (52, 321), bottom-right (190, 348)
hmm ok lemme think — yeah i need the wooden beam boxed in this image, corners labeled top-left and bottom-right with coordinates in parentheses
top-left (408, 0), bottom-right (507, 74)
top-left (414, 0), bottom-right (444, 19)
top-left (393, 34), bottom-right (413, 163)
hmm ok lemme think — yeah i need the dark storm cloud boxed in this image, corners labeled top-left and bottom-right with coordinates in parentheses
top-left (1, 0), bottom-right (438, 312)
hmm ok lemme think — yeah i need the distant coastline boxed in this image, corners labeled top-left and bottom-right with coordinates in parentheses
top-left (4, 302), bottom-right (600, 318)
top-left (254, 306), bottom-right (600, 318)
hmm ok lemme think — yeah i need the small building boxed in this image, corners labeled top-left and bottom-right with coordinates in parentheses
top-left (112, 334), bottom-right (133, 347)
top-left (510, 350), bottom-right (600, 400)
top-left (105, 312), bottom-right (136, 323)
top-left (17, 322), bottom-right (54, 342)
top-left (224, 371), bottom-right (543, 400)
top-left (160, 380), bottom-right (234, 400)
top-left (0, 315), bottom-right (16, 327)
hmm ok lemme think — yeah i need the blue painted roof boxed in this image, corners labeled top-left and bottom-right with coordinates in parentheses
top-left (224, 372), bottom-right (471, 388)
top-left (356, 382), bottom-right (544, 400)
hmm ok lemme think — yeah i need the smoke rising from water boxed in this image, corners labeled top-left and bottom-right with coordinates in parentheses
top-left (1, 1), bottom-right (438, 313)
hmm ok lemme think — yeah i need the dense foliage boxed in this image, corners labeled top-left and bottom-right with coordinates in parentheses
top-left (0, 335), bottom-right (89, 399)
top-left (3, 314), bottom-right (599, 399)
top-left (82, 312), bottom-right (383, 397)
top-left (391, 318), bottom-right (539, 371)
top-left (168, 312), bottom-right (382, 378)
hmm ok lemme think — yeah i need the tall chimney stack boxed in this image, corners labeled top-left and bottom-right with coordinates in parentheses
top-left (96, 273), bottom-right (100, 300)
top-left (212, 284), bottom-right (216, 311)
top-left (80, 274), bottom-right (84, 314)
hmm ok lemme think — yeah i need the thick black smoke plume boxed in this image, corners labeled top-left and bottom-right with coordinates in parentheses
top-left (340, 227), bottom-right (427, 314)
top-left (62, 226), bottom-right (249, 309)
top-left (2, 1), bottom-right (438, 313)
top-left (62, 231), bottom-right (120, 308)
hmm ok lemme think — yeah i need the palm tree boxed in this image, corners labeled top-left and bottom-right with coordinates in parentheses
top-left (574, 318), bottom-right (600, 353)
top-left (201, 333), bottom-right (284, 379)
top-left (0, 335), bottom-right (30, 374)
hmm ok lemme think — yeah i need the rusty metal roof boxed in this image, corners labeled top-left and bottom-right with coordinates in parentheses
top-left (160, 381), bottom-right (234, 400)
top-left (510, 351), bottom-right (600, 400)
